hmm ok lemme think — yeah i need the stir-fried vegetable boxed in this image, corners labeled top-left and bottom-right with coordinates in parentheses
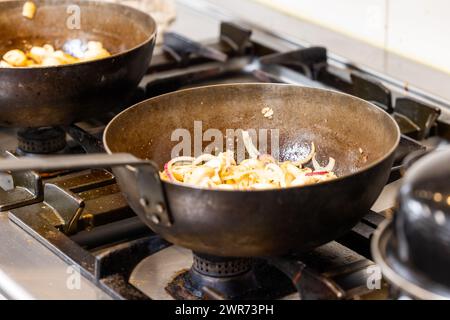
top-left (22, 1), bottom-right (37, 20)
top-left (0, 1), bottom-right (110, 67)
top-left (1, 42), bottom-right (111, 67)
top-left (160, 131), bottom-right (337, 190)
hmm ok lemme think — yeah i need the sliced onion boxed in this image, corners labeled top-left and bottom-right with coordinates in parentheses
top-left (210, 171), bottom-right (222, 184)
top-left (193, 154), bottom-right (217, 165)
top-left (204, 158), bottom-right (223, 184)
top-left (204, 158), bottom-right (221, 168)
top-left (312, 154), bottom-right (335, 172)
top-left (216, 184), bottom-right (235, 190)
top-left (165, 156), bottom-right (195, 182)
top-left (242, 130), bottom-right (260, 159)
top-left (222, 171), bottom-right (252, 181)
top-left (285, 163), bottom-right (303, 177)
top-left (265, 163), bottom-right (286, 187)
top-left (167, 156), bottom-right (195, 166)
top-left (293, 142), bottom-right (315, 166)
top-left (291, 175), bottom-right (309, 187)
top-left (258, 153), bottom-right (276, 164)
top-left (185, 167), bottom-right (215, 185)
top-left (240, 158), bottom-right (261, 168)
top-left (250, 183), bottom-right (274, 190)
top-left (160, 138), bottom-right (338, 189)
top-left (223, 150), bottom-right (236, 167)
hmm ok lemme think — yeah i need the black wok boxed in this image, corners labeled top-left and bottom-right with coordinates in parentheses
top-left (0, 0), bottom-right (156, 127)
top-left (0, 84), bottom-right (400, 257)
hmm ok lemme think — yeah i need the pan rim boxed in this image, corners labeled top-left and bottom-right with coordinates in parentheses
top-left (103, 82), bottom-right (401, 193)
top-left (0, 0), bottom-right (157, 70)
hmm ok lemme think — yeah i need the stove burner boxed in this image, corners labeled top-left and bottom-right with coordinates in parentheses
top-left (166, 253), bottom-right (258, 299)
top-left (192, 253), bottom-right (252, 277)
top-left (17, 127), bottom-right (67, 154)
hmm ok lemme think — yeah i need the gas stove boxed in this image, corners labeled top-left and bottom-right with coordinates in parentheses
top-left (0, 1), bottom-right (449, 300)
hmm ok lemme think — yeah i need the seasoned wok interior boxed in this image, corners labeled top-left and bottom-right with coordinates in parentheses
top-left (0, 0), bottom-right (156, 64)
top-left (105, 84), bottom-right (399, 180)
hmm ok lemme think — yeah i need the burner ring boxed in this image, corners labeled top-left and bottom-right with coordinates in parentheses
top-left (17, 127), bottom-right (67, 154)
top-left (192, 253), bottom-right (252, 277)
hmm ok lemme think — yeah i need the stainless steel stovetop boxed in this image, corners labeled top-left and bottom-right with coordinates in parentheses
top-left (0, 0), bottom-right (449, 300)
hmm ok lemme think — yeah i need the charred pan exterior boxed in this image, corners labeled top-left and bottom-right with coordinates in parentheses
top-left (105, 84), bottom-right (400, 257)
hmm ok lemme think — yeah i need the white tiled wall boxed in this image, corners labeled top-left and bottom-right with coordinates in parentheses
top-left (387, 0), bottom-right (450, 73)
top-left (255, 0), bottom-right (387, 47)
top-left (253, 0), bottom-right (450, 74)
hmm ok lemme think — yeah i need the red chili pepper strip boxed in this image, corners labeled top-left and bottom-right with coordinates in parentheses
top-left (305, 171), bottom-right (329, 176)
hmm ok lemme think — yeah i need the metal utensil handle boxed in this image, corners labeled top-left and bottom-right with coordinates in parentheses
top-left (268, 258), bottom-right (345, 300)
top-left (0, 153), bottom-right (146, 172)
top-left (63, 125), bottom-right (105, 153)
top-left (0, 153), bottom-right (173, 228)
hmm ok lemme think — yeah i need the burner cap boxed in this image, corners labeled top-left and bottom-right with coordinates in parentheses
top-left (192, 253), bottom-right (252, 277)
top-left (166, 253), bottom-right (258, 299)
top-left (17, 127), bottom-right (67, 154)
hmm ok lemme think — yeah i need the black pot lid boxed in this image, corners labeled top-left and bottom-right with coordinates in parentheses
top-left (399, 147), bottom-right (450, 216)
top-left (371, 220), bottom-right (450, 299)
top-left (388, 147), bottom-right (450, 292)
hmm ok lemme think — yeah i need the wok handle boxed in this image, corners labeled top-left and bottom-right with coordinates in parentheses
top-left (0, 153), bottom-right (146, 172)
top-left (0, 153), bottom-right (173, 228)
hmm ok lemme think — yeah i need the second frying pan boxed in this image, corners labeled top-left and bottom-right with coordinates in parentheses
top-left (0, 0), bottom-right (157, 127)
